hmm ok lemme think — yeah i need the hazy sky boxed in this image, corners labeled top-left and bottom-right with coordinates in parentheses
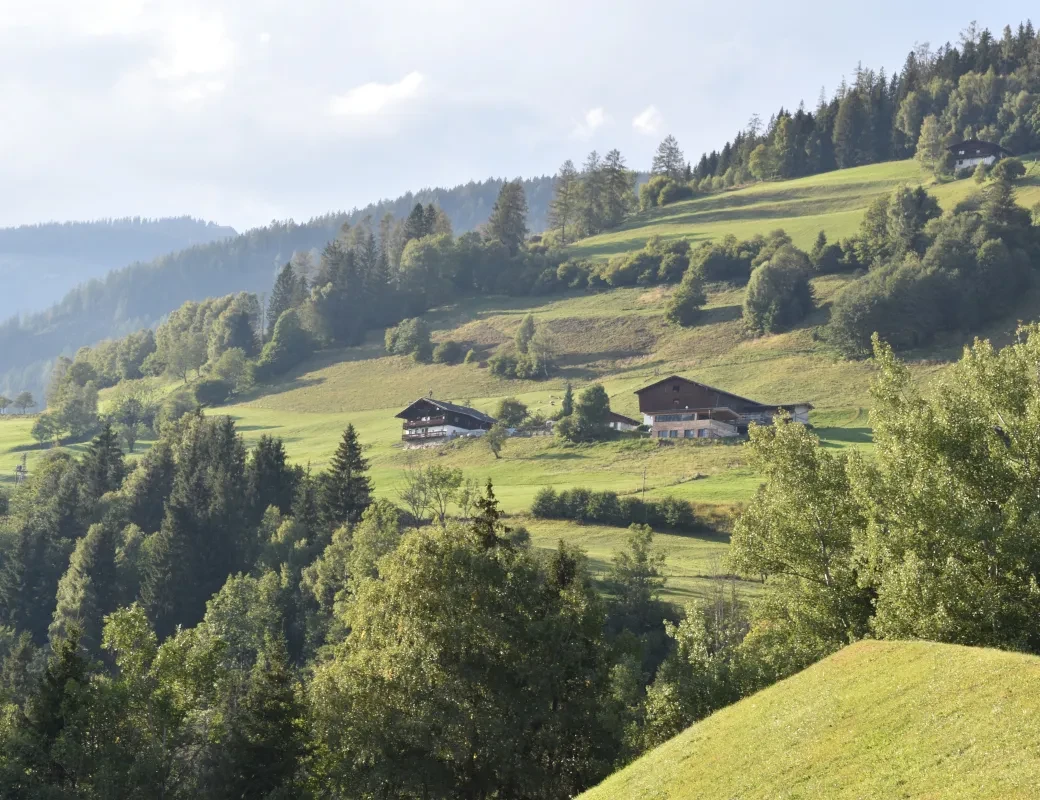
top-left (0, 0), bottom-right (1034, 231)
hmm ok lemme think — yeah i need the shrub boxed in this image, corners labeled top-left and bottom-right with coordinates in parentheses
top-left (154, 391), bottom-right (196, 432)
top-left (386, 317), bottom-right (432, 358)
top-left (432, 340), bottom-right (464, 365)
top-left (743, 245), bottom-right (814, 334)
top-left (256, 309), bottom-right (313, 381)
top-left (194, 379), bottom-right (233, 407)
top-left (657, 179), bottom-right (693, 205)
top-left (464, 348), bottom-right (478, 364)
top-left (530, 487), bottom-right (701, 532)
top-left (488, 352), bottom-right (518, 378)
top-left (666, 267), bottom-right (707, 326)
top-left (531, 487), bottom-right (560, 518)
top-left (495, 397), bottom-right (528, 428)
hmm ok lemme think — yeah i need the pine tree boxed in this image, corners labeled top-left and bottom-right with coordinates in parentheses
top-left (561, 383), bottom-right (574, 418)
top-left (471, 479), bottom-right (507, 549)
top-left (486, 180), bottom-right (529, 255)
top-left (579, 151), bottom-right (606, 235)
top-left (833, 90), bottom-right (870, 168)
top-left (77, 422), bottom-right (125, 506)
top-left (651, 135), bottom-right (686, 181)
top-left (246, 435), bottom-right (299, 527)
top-left (49, 523), bottom-right (121, 653)
top-left (267, 262), bottom-right (299, 338)
top-left (422, 204), bottom-right (439, 237)
top-left (402, 203), bottom-right (428, 243)
top-left (548, 159), bottom-right (582, 243)
top-left (602, 149), bottom-right (635, 228)
top-left (320, 424), bottom-right (372, 528)
top-left (14, 630), bottom-right (92, 792)
top-left (218, 634), bottom-right (306, 797)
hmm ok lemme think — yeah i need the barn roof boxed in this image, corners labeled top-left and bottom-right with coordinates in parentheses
top-left (606, 411), bottom-right (640, 426)
top-left (634, 375), bottom-right (812, 412)
top-left (395, 397), bottom-right (497, 424)
top-left (947, 138), bottom-right (1012, 157)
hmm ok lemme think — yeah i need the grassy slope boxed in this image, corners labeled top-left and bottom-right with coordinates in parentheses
top-left (3, 160), bottom-right (1038, 598)
top-left (579, 639), bottom-right (1040, 800)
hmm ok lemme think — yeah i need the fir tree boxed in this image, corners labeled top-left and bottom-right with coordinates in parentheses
top-left (320, 424), bottom-right (372, 528)
top-left (471, 479), bottom-right (507, 549)
top-left (602, 149), bottom-right (635, 228)
top-left (402, 203), bottom-right (428, 243)
top-left (651, 135), bottom-right (686, 181)
top-left (218, 634), bottom-right (306, 797)
top-left (548, 159), bottom-right (582, 243)
top-left (579, 151), bottom-right (606, 235)
top-left (833, 90), bottom-right (870, 168)
top-left (77, 422), bottom-right (125, 506)
top-left (267, 262), bottom-right (299, 338)
top-left (49, 523), bottom-right (121, 653)
top-left (486, 180), bottom-right (529, 255)
top-left (246, 435), bottom-right (299, 526)
top-left (561, 383), bottom-right (574, 418)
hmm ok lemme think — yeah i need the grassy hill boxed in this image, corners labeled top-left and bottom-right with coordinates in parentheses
top-left (3, 158), bottom-right (1039, 599)
top-left (579, 639), bottom-right (1040, 799)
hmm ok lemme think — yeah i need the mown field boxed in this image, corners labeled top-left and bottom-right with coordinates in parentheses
top-left (3, 158), bottom-right (1039, 599)
top-left (579, 639), bottom-right (1040, 799)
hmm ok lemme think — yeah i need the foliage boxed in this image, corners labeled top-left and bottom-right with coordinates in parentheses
top-left (193, 378), bottom-right (233, 407)
top-left (495, 397), bottom-right (529, 428)
top-left (531, 487), bottom-right (702, 533)
top-left (256, 309), bottom-right (314, 381)
top-left (742, 245), bottom-right (815, 334)
top-left (432, 339), bottom-right (464, 364)
top-left (557, 384), bottom-right (612, 442)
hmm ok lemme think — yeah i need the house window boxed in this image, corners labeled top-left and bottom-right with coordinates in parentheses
top-left (698, 428), bottom-right (708, 438)
top-left (657, 430), bottom-right (667, 438)
top-left (672, 384), bottom-right (680, 392)
top-left (684, 429), bottom-right (695, 438)
top-left (668, 430), bottom-right (678, 439)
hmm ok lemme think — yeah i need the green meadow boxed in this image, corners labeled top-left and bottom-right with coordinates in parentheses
top-left (579, 639), bottom-right (1040, 799)
top-left (4, 158), bottom-right (1039, 599)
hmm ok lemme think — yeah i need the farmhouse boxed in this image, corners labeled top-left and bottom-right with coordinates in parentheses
top-left (948, 139), bottom-right (1011, 171)
top-left (635, 375), bottom-right (811, 439)
top-left (606, 411), bottom-right (640, 432)
top-left (396, 397), bottom-right (496, 443)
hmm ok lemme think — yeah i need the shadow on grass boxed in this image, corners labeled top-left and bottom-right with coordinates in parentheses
top-left (818, 426), bottom-right (873, 447)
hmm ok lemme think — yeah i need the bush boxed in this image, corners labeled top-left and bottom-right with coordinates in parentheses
top-left (193, 379), bottom-right (233, 407)
top-left (463, 348), bottom-right (478, 364)
top-left (743, 245), bottom-right (814, 334)
top-left (432, 340), bottom-right (465, 365)
top-left (256, 309), bottom-right (313, 381)
top-left (531, 487), bottom-right (701, 532)
top-left (531, 487), bottom-right (560, 517)
top-left (385, 317), bottom-right (432, 358)
top-left (495, 397), bottom-right (528, 428)
top-left (488, 352), bottom-right (518, 378)
top-left (657, 179), bottom-right (693, 205)
top-left (154, 391), bottom-right (196, 432)
top-left (666, 267), bottom-right (707, 326)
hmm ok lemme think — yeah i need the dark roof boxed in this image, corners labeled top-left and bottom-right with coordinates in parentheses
top-left (607, 411), bottom-right (640, 426)
top-left (634, 375), bottom-right (813, 412)
top-left (395, 397), bottom-right (497, 424)
top-left (947, 139), bottom-right (1012, 157)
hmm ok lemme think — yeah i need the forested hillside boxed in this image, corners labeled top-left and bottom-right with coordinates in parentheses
top-left (0, 177), bottom-right (564, 403)
top-left (0, 217), bottom-right (235, 319)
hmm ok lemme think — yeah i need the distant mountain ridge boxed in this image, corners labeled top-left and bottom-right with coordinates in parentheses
top-left (0, 216), bottom-right (237, 320)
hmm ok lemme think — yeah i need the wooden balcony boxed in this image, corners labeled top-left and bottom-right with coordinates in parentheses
top-left (403, 416), bottom-right (447, 429)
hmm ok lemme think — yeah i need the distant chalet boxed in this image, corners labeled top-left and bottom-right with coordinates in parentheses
top-left (635, 375), bottom-right (811, 439)
top-left (606, 411), bottom-right (640, 432)
top-left (396, 397), bottom-right (496, 443)
top-left (948, 139), bottom-right (1011, 171)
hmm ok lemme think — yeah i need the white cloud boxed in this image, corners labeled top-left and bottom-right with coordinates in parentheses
top-left (150, 13), bottom-right (236, 81)
top-left (632, 104), bottom-right (664, 135)
top-left (258, 32), bottom-right (271, 45)
top-left (328, 71), bottom-right (426, 117)
top-left (571, 106), bottom-right (607, 139)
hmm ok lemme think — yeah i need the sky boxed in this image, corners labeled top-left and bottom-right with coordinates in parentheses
top-left (0, 0), bottom-right (1034, 232)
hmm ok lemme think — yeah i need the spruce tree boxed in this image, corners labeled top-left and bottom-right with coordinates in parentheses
top-left (833, 90), bottom-right (870, 168)
top-left (579, 151), bottom-right (606, 235)
top-left (422, 204), bottom-right (439, 237)
top-left (218, 634), bottom-right (305, 797)
top-left (246, 435), bottom-right (299, 526)
top-left (49, 523), bottom-right (121, 653)
top-left (78, 422), bottom-right (126, 506)
top-left (548, 159), bottom-right (582, 243)
top-left (402, 203), bottom-right (428, 243)
top-left (267, 262), bottom-right (298, 338)
top-left (651, 135), bottom-right (686, 181)
top-left (320, 424), bottom-right (372, 528)
top-left (486, 180), bottom-right (529, 255)
top-left (561, 383), bottom-right (574, 418)
top-left (602, 149), bottom-right (635, 228)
